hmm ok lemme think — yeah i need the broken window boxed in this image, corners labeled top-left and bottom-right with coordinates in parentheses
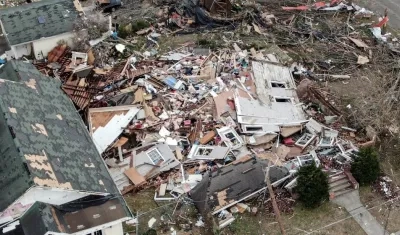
top-left (94, 231), bottom-right (103, 235)
top-left (225, 132), bottom-right (240, 145)
top-left (318, 136), bottom-right (334, 147)
top-left (275, 97), bottom-right (291, 102)
top-left (195, 147), bottom-right (214, 156)
top-left (146, 148), bottom-right (164, 164)
top-left (271, 81), bottom-right (286, 88)
top-left (297, 154), bottom-right (314, 166)
top-left (245, 126), bottom-right (263, 132)
top-left (217, 127), bottom-right (244, 149)
top-left (295, 133), bottom-right (316, 149)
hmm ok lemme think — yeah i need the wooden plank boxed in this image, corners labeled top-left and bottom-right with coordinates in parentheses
top-left (124, 168), bottom-right (146, 185)
top-left (200, 131), bottom-right (216, 144)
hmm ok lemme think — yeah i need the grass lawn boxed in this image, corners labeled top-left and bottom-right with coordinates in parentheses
top-left (223, 202), bottom-right (365, 235)
top-left (124, 188), bottom-right (369, 235)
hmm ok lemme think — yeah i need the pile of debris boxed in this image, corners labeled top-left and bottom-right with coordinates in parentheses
top-left (3, 0), bottom-right (398, 232)
top-left (40, 38), bottom-right (374, 228)
top-left (372, 176), bottom-right (399, 200)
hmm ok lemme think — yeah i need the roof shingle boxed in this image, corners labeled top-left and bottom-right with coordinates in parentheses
top-left (0, 61), bottom-right (118, 211)
top-left (0, 0), bottom-right (78, 45)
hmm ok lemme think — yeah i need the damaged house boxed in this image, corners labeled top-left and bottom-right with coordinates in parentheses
top-left (190, 156), bottom-right (290, 216)
top-left (0, 0), bottom-right (81, 60)
top-left (0, 61), bottom-right (132, 235)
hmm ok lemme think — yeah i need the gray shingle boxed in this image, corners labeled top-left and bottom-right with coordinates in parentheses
top-left (190, 157), bottom-right (290, 214)
top-left (0, 61), bottom-right (119, 211)
top-left (0, 0), bottom-right (78, 45)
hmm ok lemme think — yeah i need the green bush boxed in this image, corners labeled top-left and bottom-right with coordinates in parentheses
top-left (118, 25), bottom-right (131, 39)
top-left (295, 163), bottom-right (329, 208)
top-left (351, 147), bottom-right (380, 185)
top-left (132, 20), bottom-right (151, 33)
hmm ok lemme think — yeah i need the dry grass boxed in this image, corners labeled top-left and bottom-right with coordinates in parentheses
top-left (359, 186), bottom-right (400, 233)
top-left (224, 202), bottom-right (365, 235)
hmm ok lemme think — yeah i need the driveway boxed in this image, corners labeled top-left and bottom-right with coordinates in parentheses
top-left (332, 190), bottom-right (389, 235)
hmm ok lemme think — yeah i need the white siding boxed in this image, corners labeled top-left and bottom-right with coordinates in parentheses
top-left (18, 187), bottom-right (94, 206)
top-left (69, 218), bottom-right (128, 235)
top-left (252, 61), bottom-right (298, 104)
top-left (11, 43), bottom-right (32, 59)
top-left (0, 187), bottom-right (106, 221)
top-left (32, 32), bottom-right (74, 60)
top-left (103, 223), bottom-right (123, 235)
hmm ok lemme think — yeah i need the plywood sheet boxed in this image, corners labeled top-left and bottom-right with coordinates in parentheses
top-left (124, 168), bottom-right (146, 185)
top-left (90, 110), bottom-right (128, 132)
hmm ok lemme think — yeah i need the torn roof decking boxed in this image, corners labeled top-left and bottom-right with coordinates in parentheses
top-left (0, 0), bottom-right (79, 46)
top-left (61, 84), bottom-right (98, 110)
top-left (0, 61), bottom-right (118, 211)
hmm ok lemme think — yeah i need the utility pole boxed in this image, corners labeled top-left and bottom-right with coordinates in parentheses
top-left (265, 161), bottom-right (286, 235)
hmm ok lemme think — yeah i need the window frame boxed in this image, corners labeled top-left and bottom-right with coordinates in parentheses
top-left (270, 81), bottom-right (287, 88)
top-left (274, 96), bottom-right (292, 103)
top-left (146, 148), bottom-right (164, 164)
top-left (194, 146), bottom-right (215, 156)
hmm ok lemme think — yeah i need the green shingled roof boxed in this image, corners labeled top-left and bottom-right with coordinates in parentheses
top-left (0, 0), bottom-right (78, 45)
top-left (0, 61), bottom-right (119, 211)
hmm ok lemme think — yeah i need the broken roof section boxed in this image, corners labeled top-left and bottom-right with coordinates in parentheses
top-left (252, 61), bottom-right (298, 104)
top-left (190, 157), bottom-right (289, 215)
top-left (108, 142), bottom-right (180, 191)
top-left (235, 97), bottom-right (307, 133)
top-left (0, 0), bottom-right (79, 45)
top-left (20, 197), bottom-right (130, 234)
top-left (235, 61), bottom-right (306, 134)
top-left (88, 105), bottom-right (140, 153)
top-left (0, 61), bottom-right (118, 211)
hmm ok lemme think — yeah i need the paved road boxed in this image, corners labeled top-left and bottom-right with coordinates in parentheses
top-left (357, 0), bottom-right (400, 29)
top-left (332, 190), bottom-right (389, 235)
